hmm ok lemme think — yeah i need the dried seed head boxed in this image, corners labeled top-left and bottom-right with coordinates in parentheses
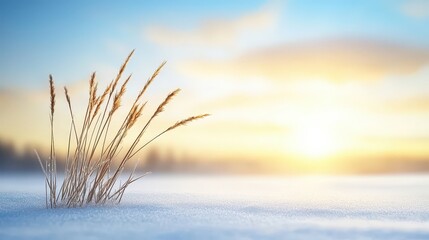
top-left (111, 93), bottom-right (121, 116)
top-left (135, 102), bottom-right (146, 120)
top-left (111, 50), bottom-right (135, 96)
top-left (89, 72), bottom-right (97, 109)
top-left (167, 114), bottom-right (210, 131)
top-left (64, 87), bottom-right (71, 105)
top-left (49, 74), bottom-right (55, 116)
top-left (110, 74), bottom-right (131, 116)
top-left (127, 102), bottom-right (147, 128)
top-left (136, 61), bottom-right (166, 102)
top-left (126, 105), bottom-right (138, 128)
top-left (152, 88), bottom-right (180, 119)
top-left (92, 82), bottom-right (112, 119)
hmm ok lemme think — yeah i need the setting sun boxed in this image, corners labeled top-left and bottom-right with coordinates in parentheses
top-left (292, 125), bottom-right (339, 160)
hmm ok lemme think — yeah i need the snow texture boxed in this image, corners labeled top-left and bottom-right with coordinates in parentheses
top-left (1, 174), bottom-right (429, 239)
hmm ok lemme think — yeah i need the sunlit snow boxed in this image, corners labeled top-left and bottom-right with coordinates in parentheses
top-left (1, 174), bottom-right (429, 239)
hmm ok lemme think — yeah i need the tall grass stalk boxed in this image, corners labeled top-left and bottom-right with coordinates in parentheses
top-left (35, 50), bottom-right (209, 208)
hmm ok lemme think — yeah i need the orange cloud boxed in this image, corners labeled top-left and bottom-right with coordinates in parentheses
top-left (145, 3), bottom-right (279, 47)
top-left (179, 38), bottom-right (429, 82)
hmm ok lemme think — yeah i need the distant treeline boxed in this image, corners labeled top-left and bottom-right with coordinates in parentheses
top-left (0, 140), bottom-right (42, 171)
top-left (0, 140), bottom-right (256, 174)
top-left (2, 139), bottom-right (429, 174)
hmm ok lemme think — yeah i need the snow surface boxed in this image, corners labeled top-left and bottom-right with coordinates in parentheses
top-left (1, 174), bottom-right (429, 239)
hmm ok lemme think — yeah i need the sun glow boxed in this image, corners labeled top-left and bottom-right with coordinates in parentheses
top-left (292, 125), bottom-right (339, 160)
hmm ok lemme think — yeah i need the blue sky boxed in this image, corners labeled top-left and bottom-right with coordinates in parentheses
top-left (2, 0), bottom-right (429, 89)
top-left (0, 0), bottom-right (266, 88)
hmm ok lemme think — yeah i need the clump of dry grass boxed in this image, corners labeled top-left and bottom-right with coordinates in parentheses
top-left (35, 50), bottom-right (209, 208)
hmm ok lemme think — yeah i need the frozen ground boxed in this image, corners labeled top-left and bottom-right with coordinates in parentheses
top-left (1, 174), bottom-right (429, 239)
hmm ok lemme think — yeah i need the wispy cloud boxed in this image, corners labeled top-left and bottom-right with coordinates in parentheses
top-left (145, 3), bottom-right (280, 47)
top-left (377, 95), bottom-right (429, 113)
top-left (400, 0), bottom-right (429, 19)
top-left (179, 38), bottom-right (429, 82)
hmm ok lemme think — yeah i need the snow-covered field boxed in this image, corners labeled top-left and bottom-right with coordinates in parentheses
top-left (1, 174), bottom-right (429, 239)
